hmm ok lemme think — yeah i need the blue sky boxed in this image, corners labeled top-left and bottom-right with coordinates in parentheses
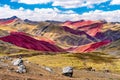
top-left (0, 0), bottom-right (120, 22)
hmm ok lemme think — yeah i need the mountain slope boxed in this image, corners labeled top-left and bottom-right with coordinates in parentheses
top-left (0, 16), bottom-right (120, 53)
top-left (0, 16), bottom-right (19, 25)
top-left (97, 39), bottom-right (120, 56)
top-left (67, 40), bottom-right (110, 53)
top-left (0, 32), bottom-right (64, 52)
top-left (62, 20), bottom-right (103, 36)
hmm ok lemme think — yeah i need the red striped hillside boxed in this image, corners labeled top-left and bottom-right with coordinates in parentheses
top-left (0, 32), bottom-right (65, 52)
top-left (62, 20), bottom-right (103, 36)
top-left (69, 40), bottom-right (111, 53)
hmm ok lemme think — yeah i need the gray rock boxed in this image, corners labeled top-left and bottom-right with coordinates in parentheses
top-left (16, 64), bottom-right (26, 73)
top-left (44, 66), bottom-right (53, 72)
top-left (62, 66), bottom-right (73, 73)
top-left (62, 66), bottom-right (73, 77)
top-left (12, 58), bottom-right (23, 66)
top-left (3, 56), bottom-right (9, 60)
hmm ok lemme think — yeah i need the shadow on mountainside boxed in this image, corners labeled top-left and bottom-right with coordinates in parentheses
top-left (5, 51), bottom-right (117, 64)
top-left (67, 52), bottom-right (117, 63)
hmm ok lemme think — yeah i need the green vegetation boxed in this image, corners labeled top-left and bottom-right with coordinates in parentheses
top-left (1, 50), bottom-right (120, 74)
top-left (24, 52), bottom-right (120, 74)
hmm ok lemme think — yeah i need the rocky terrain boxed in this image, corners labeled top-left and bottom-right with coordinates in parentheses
top-left (0, 56), bottom-right (120, 80)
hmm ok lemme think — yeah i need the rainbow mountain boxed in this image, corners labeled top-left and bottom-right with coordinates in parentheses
top-left (0, 16), bottom-right (120, 53)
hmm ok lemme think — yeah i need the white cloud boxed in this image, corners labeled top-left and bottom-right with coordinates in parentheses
top-left (11, 0), bottom-right (52, 4)
top-left (19, 7), bottom-right (24, 10)
top-left (80, 10), bottom-right (120, 22)
top-left (52, 0), bottom-right (108, 8)
top-left (11, 0), bottom-right (108, 8)
top-left (0, 5), bottom-right (79, 21)
top-left (0, 5), bottom-right (120, 22)
top-left (110, 0), bottom-right (120, 5)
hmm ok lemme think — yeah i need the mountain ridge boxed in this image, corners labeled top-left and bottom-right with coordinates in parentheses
top-left (0, 16), bottom-right (120, 53)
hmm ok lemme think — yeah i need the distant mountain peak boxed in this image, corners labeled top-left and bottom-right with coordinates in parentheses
top-left (45, 20), bottom-right (62, 23)
top-left (1, 16), bottom-right (19, 21)
top-left (24, 19), bottom-right (31, 22)
top-left (24, 19), bottom-right (38, 24)
top-left (10, 16), bottom-right (18, 19)
top-left (4, 16), bottom-right (18, 20)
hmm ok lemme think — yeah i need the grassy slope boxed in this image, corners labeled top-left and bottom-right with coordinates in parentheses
top-left (3, 49), bottom-right (119, 74)
top-left (24, 52), bottom-right (120, 74)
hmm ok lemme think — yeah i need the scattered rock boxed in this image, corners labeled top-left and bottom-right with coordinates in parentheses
top-left (62, 66), bottom-right (73, 77)
top-left (39, 73), bottom-right (43, 76)
top-left (103, 69), bottom-right (110, 73)
top-left (44, 66), bottom-right (53, 73)
top-left (3, 56), bottom-right (10, 60)
top-left (12, 57), bottom-right (27, 74)
top-left (25, 61), bottom-right (30, 64)
top-left (85, 67), bottom-right (95, 71)
top-left (91, 68), bottom-right (96, 71)
top-left (86, 67), bottom-right (92, 71)
top-left (16, 64), bottom-right (27, 73)
top-left (12, 58), bottom-right (23, 66)
top-left (102, 67), bottom-right (110, 73)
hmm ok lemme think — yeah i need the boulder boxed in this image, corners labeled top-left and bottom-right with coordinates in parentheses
top-left (62, 66), bottom-right (73, 77)
top-left (12, 58), bottom-right (23, 66)
top-left (16, 64), bottom-right (26, 73)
